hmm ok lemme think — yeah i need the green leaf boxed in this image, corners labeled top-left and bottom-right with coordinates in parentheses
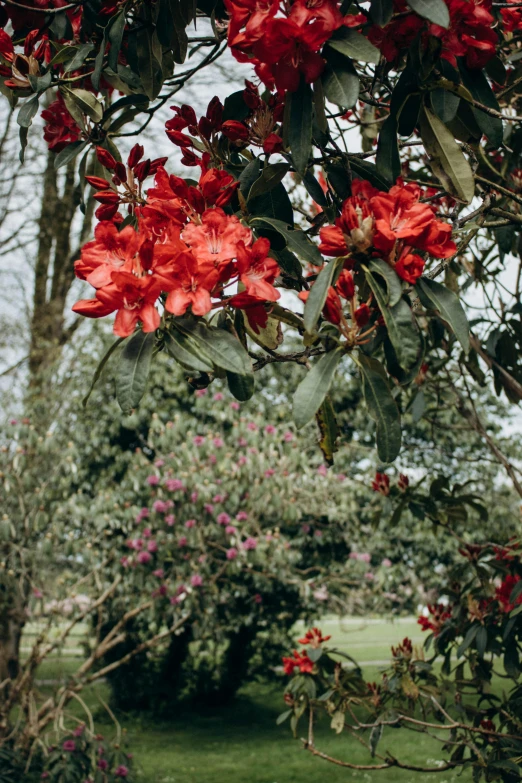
top-left (376, 116), bottom-right (401, 184)
top-left (276, 710), bottom-right (292, 726)
top-left (116, 330), bottom-right (155, 414)
top-left (415, 277), bottom-right (470, 353)
top-left (164, 329), bottom-right (214, 373)
top-left (366, 259), bottom-right (403, 306)
top-left (327, 28), bottom-right (381, 64)
top-left (156, 0), bottom-right (189, 63)
top-left (250, 217), bottom-right (322, 266)
top-left (349, 157), bottom-right (392, 191)
top-left (303, 258), bottom-right (344, 334)
top-left (357, 354), bottom-right (402, 462)
top-left (82, 337), bottom-right (125, 407)
top-left (431, 88), bottom-right (460, 124)
top-left (288, 77), bottom-right (313, 176)
top-left (459, 63), bottom-right (503, 147)
top-left (249, 182), bottom-right (294, 226)
top-left (364, 271), bottom-right (421, 371)
top-left (63, 88), bottom-right (104, 123)
top-left (370, 723), bottom-right (383, 757)
top-left (108, 11), bottom-right (126, 71)
top-left (137, 27), bottom-right (163, 100)
top-left (370, 0), bottom-right (393, 25)
top-left (408, 0), bottom-right (449, 27)
top-left (248, 162), bottom-right (290, 202)
top-left (17, 95), bottom-right (39, 128)
top-left (419, 107), bottom-right (475, 203)
top-left (54, 140), bottom-right (89, 170)
top-left (226, 370), bottom-right (255, 401)
top-left (321, 47), bottom-right (359, 108)
top-left (293, 348), bottom-right (344, 429)
top-left (476, 626), bottom-right (488, 658)
top-left (176, 320), bottom-right (252, 376)
top-left (316, 395), bottom-right (340, 465)
top-left (63, 43), bottom-right (94, 73)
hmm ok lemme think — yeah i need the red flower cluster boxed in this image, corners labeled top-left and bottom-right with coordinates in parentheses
top-left (224, 0), bottom-right (365, 92)
top-left (501, 0), bottom-right (522, 33)
top-left (282, 649), bottom-right (314, 675)
top-left (73, 150), bottom-right (280, 338)
top-left (391, 636), bottom-right (413, 658)
top-left (372, 472), bottom-right (390, 496)
top-left (418, 603), bottom-right (452, 635)
top-left (368, 0), bottom-right (497, 70)
top-left (319, 179), bottom-right (456, 285)
top-left (495, 574), bottom-right (522, 613)
top-left (297, 627), bottom-right (331, 648)
top-left (41, 95), bottom-right (81, 153)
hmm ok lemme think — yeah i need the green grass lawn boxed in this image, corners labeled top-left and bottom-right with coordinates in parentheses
top-left (27, 618), bottom-right (471, 782)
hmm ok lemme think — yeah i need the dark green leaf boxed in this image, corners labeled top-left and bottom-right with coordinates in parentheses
top-left (408, 0), bottom-right (449, 26)
top-left (322, 47), bottom-right (359, 109)
top-left (164, 329), bottom-right (214, 373)
top-left (327, 28), bottom-right (380, 64)
top-left (376, 116), bottom-right (401, 183)
top-left (276, 710), bottom-right (292, 726)
top-left (293, 348), bottom-right (344, 428)
top-left (249, 182), bottom-right (294, 226)
top-left (365, 272), bottom-right (421, 371)
top-left (457, 624), bottom-right (479, 658)
top-left (370, 0), bottom-right (393, 25)
top-left (176, 321), bottom-right (252, 376)
top-left (17, 95), bottom-right (39, 128)
top-left (137, 27), bottom-right (163, 100)
top-left (431, 88), bottom-right (460, 124)
top-left (476, 626), bottom-right (488, 658)
top-left (54, 140), bottom-right (89, 170)
top-left (64, 42), bottom-right (94, 73)
top-left (367, 259), bottom-right (403, 306)
top-left (247, 162), bottom-right (290, 202)
top-left (288, 78), bottom-right (313, 176)
top-left (226, 370), bottom-right (255, 401)
top-left (239, 157), bottom-right (261, 196)
top-left (459, 63), bottom-right (503, 147)
top-left (303, 258), bottom-right (344, 334)
top-left (223, 90), bottom-right (250, 122)
top-left (302, 170), bottom-right (328, 207)
top-left (357, 354), bottom-right (402, 462)
top-left (82, 337), bottom-right (124, 407)
top-left (349, 157), bottom-right (392, 191)
top-left (416, 277), bottom-right (470, 353)
top-left (63, 87), bottom-right (103, 122)
top-left (316, 395), bottom-right (340, 466)
top-left (108, 11), bottom-right (126, 71)
top-left (250, 217), bottom-right (322, 266)
top-left (419, 106), bottom-right (475, 203)
top-left (116, 330), bottom-right (155, 414)
top-left (370, 723), bottom-right (383, 757)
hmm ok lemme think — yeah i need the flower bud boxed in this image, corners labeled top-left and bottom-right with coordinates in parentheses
top-left (127, 143), bottom-right (144, 169)
top-left (96, 146), bottom-right (117, 170)
top-left (222, 120), bottom-right (249, 142)
top-left (85, 175), bottom-right (110, 190)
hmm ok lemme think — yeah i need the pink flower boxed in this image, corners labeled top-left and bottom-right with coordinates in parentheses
top-left (264, 469), bottom-right (275, 478)
top-left (237, 457), bottom-right (247, 466)
top-left (185, 519), bottom-right (196, 528)
top-left (137, 551), bottom-right (152, 564)
top-left (195, 389), bottom-right (207, 397)
top-left (33, 588), bottom-right (43, 599)
top-left (115, 767), bottom-right (129, 778)
top-left (154, 459), bottom-right (165, 468)
top-left (238, 437), bottom-right (248, 447)
top-left (62, 740), bottom-right (76, 752)
top-left (147, 475), bottom-right (159, 486)
top-left (226, 547), bottom-right (238, 560)
top-left (225, 525), bottom-right (237, 535)
top-left (191, 574), bottom-right (203, 587)
top-left (337, 474), bottom-right (346, 482)
top-left (243, 537), bottom-right (257, 551)
top-left (283, 431), bottom-right (294, 442)
top-left (265, 424), bottom-right (276, 434)
top-left (98, 760), bottom-right (109, 771)
top-left (381, 558), bottom-right (392, 568)
top-left (147, 540), bottom-right (158, 553)
top-left (73, 724), bottom-right (85, 737)
top-left (254, 593), bottom-right (262, 604)
top-left (120, 556), bottom-right (129, 567)
top-left (153, 500), bottom-right (168, 513)
top-left (193, 435), bottom-right (205, 446)
top-left (217, 512), bottom-right (231, 525)
top-left (142, 528), bottom-right (151, 539)
top-left (236, 511), bottom-right (248, 521)
top-left (191, 491), bottom-right (198, 502)
top-left (230, 402), bottom-right (240, 410)
top-left (248, 447), bottom-right (258, 454)
top-left (204, 503), bottom-right (214, 514)
top-left (365, 572), bottom-right (375, 581)
top-left (165, 478), bottom-right (184, 492)
top-left (9, 419), bottom-right (17, 425)
top-left (153, 568), bottom-right (164, 578)
top-left (135, 507), bottom-right (149, 522)
top-left (349, 552), bottom-right (358, 560)
top-left (317, 464), bottom-right (328, 477)
top-left (314, 530), bottom-right (323, 538)
top-left (213, 494), bottom-right (226, 503)
top-left (165, 514), bottom-right (175, 526)
top-left (213, 437), bottom-right (224, 448)
top-left (213, 392), bottom-right (224, 401)
top-left (208, 454), bottom-right (216, 464)
top-left (359, 553), bottom-right (371, 563)
top-left (247, 422), bottom-right (258, 431)
top-left (178, 536), bottom-right (188, 547)
top-left (301, 524), bottom-right (310, 534)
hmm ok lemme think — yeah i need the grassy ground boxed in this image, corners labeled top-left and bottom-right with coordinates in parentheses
top-left (25, 618), bottom-right (470, 782)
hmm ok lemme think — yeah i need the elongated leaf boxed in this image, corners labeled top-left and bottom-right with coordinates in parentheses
top-left (248, 162), bottom-right (290, 202)
top-left (116, 330), bottom-right (155, 414)
top-left (415, 276), bottom-right (470, 353)
top-left (366, 259), bottom-right (403, 306)
top-left (357, 354), bottom-right (402, 462)
top-left (327, 29), bottom-right (380, 64)
top-left (64, 42), bottom-right (94, 73)
top-left (176, 321), bottom-right (252, 375)
top-left (322, 47), bottom-right (359, 108)
top-left (137, 28), bottom-right (162, 100)
top-left (370, 0), bottom-right (393, 25)
top-left (82, 337), bottom-right (124, 407)
top-left (164, 329), bottom-right (214, 373)
top-left (288, 78), bottom-right (313, 176)
top-left (419, 107), bottom-right (475, 203)
top-left (108, 11), bottom-right (126, 71)
top-left (365, 272), bottom-right (421, 370)
top-left (250, 217), bottom-right (322, 266)
top-left (293, 348), bottom-right (344, 428)
top-left (459, 63), bottom-right (503, 147)
top-left (370, 723), bottom-right (383, 757)
top-left (54, 140), bottom-right (89, 170)
top-left (431, 88), bottom-right (460, 123)
top-left (17, 95), bottom-right (39, 128)
top-left (63, 88), bottom-right (103, 122)
top-left (316, 395), bottom-right (340, 465)
top-left (349, 157), bottom-right (391, 191)
top-left (376, 116), bottom-right (401, 183)
top-left (408, 0), bottom-right (449, 27)
top-left (227, 370), bottom-right (255, 401)
top-left (303, 258), bottom-right (343, 334)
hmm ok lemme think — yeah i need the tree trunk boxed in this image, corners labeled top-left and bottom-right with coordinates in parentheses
top-left (0, 584), bottom-right (26, 720)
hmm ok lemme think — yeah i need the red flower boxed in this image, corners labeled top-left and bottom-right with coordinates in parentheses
top-left (163, 252), bottom-right (218, 317)
top-left (418, 603), bottom-right (452, 635)
top-left (394, 251), bottom-right (425, 284)
top-left (182, 208), bottom-right (252, 271)
top-left (319, 179), bottom-right (379, 257)
top-left (297, 627), bottom-right (331, 648)
top-left (371, 472), bottom-right (390, 495)
top-left (282, 649), bottom-right (314, 675)
top-left (495, 574), bottom-right (522, 613)
top-left (41, 95), bottom-right (81, 153)
top-left (74, 222), bottom-right (142, 289)
top-left (236, 237), bottom-right (280, 301)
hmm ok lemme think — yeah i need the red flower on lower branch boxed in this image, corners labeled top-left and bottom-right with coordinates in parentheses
top-left (298, 627), bottom-right (331, 648)
top-left (282, 649), bottom-right (314, 675)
